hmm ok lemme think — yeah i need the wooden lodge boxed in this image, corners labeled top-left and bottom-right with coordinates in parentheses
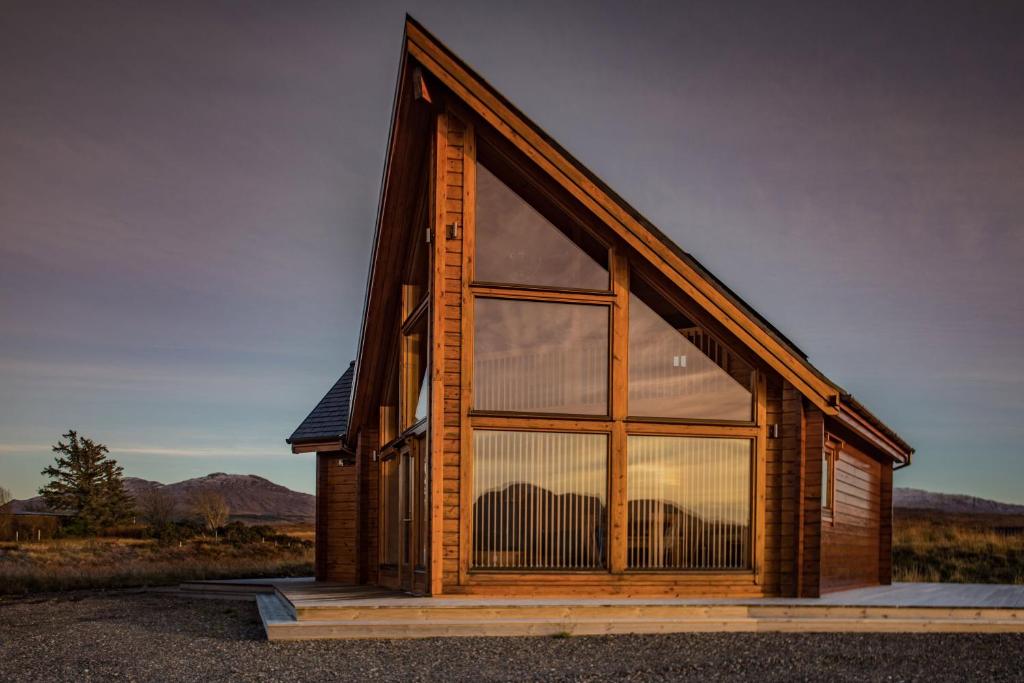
top-left (287, 17), bottom-right (914, 601)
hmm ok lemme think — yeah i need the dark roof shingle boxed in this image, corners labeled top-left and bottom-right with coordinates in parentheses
top-left (287, 361), bottom-right (355, 445)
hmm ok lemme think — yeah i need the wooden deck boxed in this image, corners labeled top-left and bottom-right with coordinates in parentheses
top-left (179, 579), bottom-right (1024, 639)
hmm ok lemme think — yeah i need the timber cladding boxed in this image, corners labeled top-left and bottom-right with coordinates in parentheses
top-left (316, 452), bottom-right (358, 584)
top-left (820, 440), bottom-right (883, 592)
top-left (428, 108), bottom-right (469, 592)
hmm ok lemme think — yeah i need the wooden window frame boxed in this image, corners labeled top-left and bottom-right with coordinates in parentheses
top-left (460, 124), bottom-right (766, 584)
top-left (822, 435), bottom-right (842, 524)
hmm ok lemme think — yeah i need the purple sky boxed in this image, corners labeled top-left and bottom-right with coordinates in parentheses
top-left (1, 1), bottom-right (1022, 502)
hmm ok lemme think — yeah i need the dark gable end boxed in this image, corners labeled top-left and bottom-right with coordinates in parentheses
top-left (287, 361), bottom-right (355, 447)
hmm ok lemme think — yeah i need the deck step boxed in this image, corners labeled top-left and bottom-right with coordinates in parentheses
top-left (259, 614), bottom-right (1024, 640)
top-left (289, 603), bottom-right (1024, 623)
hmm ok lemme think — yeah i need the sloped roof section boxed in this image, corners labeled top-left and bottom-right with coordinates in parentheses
top-left (287, 361), bottom-right (355, 445)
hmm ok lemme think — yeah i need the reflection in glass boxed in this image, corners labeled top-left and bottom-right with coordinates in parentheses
top-left (628, 276), bottom-right (753, 420)
top-left (473, 430), bottom-right (607, 569)
top-left (627, 436), bottom-right (751, 570)
top-left (475, 163), bottom-right (608, 289)
top-left (474, 298), bottom-right (608, 414)
top-left (403, 316), bottom-right (428, 428)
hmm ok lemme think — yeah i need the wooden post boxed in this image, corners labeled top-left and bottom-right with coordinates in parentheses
top-left (609, 249), bottom-right (629, 574)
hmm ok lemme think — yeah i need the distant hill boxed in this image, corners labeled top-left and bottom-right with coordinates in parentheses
top-left (894, 487), bottom-right (1024, 515)
top-left (8, 473), bottom-right (314, 524)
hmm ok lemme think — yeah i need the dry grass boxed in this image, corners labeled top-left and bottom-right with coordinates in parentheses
top-left (0, 532), bottom-right (313, 595)
top-left (893, 510), bottom-right (1024, 584)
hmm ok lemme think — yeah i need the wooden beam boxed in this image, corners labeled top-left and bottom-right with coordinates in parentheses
top-left (412, 66), bottom-right (432, 103)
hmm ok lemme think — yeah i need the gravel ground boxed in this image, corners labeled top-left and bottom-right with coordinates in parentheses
top-left (1, 591), bottom-right (1023, 682)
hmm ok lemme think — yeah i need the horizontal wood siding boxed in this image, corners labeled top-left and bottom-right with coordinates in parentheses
top-left (317, 452), bottom-right (358, 584)
top-left (821, 442), bottom-right (882, 593)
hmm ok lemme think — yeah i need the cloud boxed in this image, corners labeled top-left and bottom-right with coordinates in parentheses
top-left (0, 444), bottom-right (51, 454)
top-left (0, 442), bottom-right (280, 459)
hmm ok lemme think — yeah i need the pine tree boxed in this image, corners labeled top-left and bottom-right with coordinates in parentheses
top-left (39, 430), bottom-right (135, 534)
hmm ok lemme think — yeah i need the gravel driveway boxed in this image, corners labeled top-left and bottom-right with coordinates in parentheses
top-left (1, 591), bottom-right (1022, 682)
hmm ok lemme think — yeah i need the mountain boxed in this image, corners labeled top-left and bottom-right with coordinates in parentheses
top-left (894, 487), bottom-right (1024, 515)
top-left (8, 473), bottom-right (314, 524)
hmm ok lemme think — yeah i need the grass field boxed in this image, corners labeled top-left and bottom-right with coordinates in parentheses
top-left (893, 509), bottom-right (1024, 584)
top-left (4, 513), bottom-right (1023, 595)
top-left (0, 526), bottom-right (314, 595)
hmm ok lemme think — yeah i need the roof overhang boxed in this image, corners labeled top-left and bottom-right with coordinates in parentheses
top-left (834, 396), bottom-right (914, 466)
top-left (289, 437), bottom-right (352, 455)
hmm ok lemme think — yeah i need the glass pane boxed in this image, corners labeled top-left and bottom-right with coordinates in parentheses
top-left (628, 277), bottom-right (753, 421)
top-left (627, 436), bottom-right (751, 570)
top-left (474, 298), bottom-right (608, 414)
top-left (414, 373), bottom-right (428, 423)
top-left (473, 430), bottom-right (607, 569)
top-left (403, 316), bottom-right (428, 429)
top-left (476, 163), bottom-right (608, 289)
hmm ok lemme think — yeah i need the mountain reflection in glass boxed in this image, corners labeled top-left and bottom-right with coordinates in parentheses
top-left (472, 430), bottom-right (607, 569)
top-left (475, 163), bottom-right (608, 289)
top-left (473, 298), bottom-right (608, 414)
top-left (627, 436), bottom-right (751, 570)
top-left (628, 277), bottom-right (753, 421)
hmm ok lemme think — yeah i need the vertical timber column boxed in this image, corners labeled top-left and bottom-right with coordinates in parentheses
top-left (315, 453), bottom-right (327, 580)
top-left (429, 107), bottom-right (469, 594)
top-left (879, 463), bottom-right (894, 585)
top-left (609, 250), bottom-right (628, 574)
top-left (357, 427), bottom-right (379, 585)
top-left (762, 377), bottom-right (784, 595)
top-left (428, 110), bottom-right (448, 595)
top-left (799, 405), bottom-right (824, 597)
top-left (780, 382), bottom-right (803, 596)
top-left (754, 372), bottom-right (768, 588)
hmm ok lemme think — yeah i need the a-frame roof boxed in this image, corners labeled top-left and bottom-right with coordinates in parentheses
top-left (349, 16), bottom-right (912, 463)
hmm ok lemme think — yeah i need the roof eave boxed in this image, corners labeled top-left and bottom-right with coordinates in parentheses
top-left (289, 436), bottom-right (351, 455)
top-left (834, 398), bottom-right (914, 466)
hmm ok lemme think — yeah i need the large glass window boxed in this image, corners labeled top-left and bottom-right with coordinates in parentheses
top-left (475, 163), bottom-right (608, 290)
top-left (627, 436), bottom-right (751, 570)
top-left (472, 430), bottom-right (608, 569)
top-left (628, 275), bottom-right (753, 421)
top-left (473, 298), bottom-right (609, 415)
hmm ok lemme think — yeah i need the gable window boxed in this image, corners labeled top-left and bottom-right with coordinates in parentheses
top-left (475, 162), bottom-right (609, 290)
top-left (628, 274), bottom-right (754, 422)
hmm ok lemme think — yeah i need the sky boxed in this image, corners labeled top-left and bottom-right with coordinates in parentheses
top-left (1, 0), bottom-right (1021, 502)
